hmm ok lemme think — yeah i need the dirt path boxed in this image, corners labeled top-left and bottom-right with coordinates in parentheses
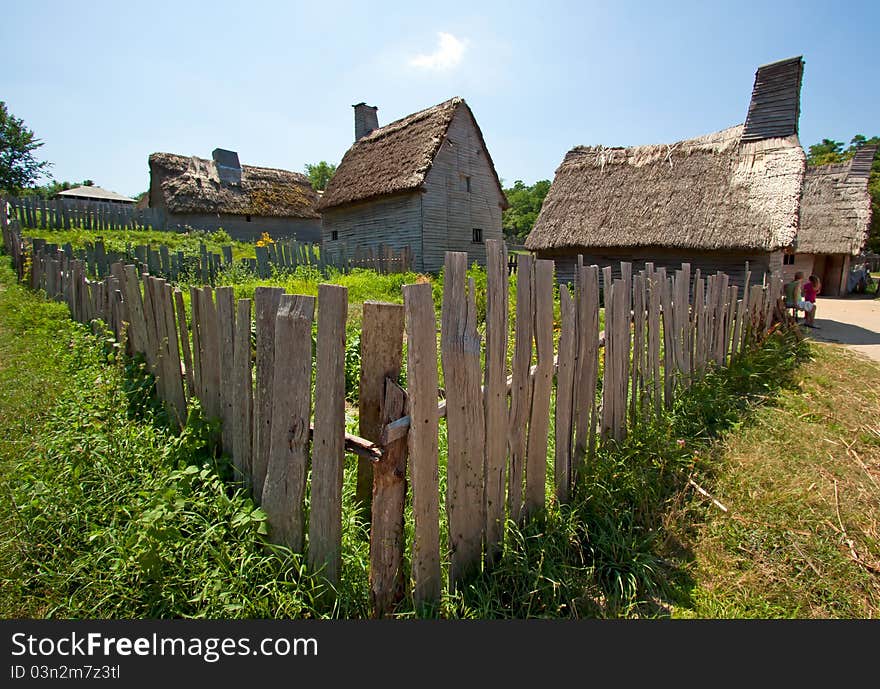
top-left (806, 295), bottom-right (880, 363)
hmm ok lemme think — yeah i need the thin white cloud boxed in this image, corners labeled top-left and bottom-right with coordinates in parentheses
top-left (409, 32), bottom-right (467, 71)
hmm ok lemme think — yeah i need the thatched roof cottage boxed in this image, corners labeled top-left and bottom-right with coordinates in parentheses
top-left (148, 149), bottom-right (321, 241)
top-left (791, 145), bottom-right (877, 295)
top-left (318, 97), bottom-right (508, 272)
top-left (525, 56), bottom-right (807, 288)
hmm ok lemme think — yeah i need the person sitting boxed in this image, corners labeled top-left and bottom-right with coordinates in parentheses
top-left (784, 271), bottom-right (804, 319)
top-left (802, 274), bottom-right (820, 328)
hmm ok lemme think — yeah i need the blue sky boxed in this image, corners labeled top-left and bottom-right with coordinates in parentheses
top-left (3, 0), bottom-right (877, 197)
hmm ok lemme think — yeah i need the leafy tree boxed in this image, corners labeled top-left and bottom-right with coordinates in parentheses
top-left (501, 179), bottom-right (551, 244)
top-left (0, 101), bottom-right (51, 193)
top-left (808, 135), bottom-right (880, 252)
top-left (305, 161), bottom-right (337, 191)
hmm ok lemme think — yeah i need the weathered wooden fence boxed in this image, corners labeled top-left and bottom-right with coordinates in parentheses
top-left (2, 199), bottom-right (788, 616)
top-left (7, 195), bottom-right (161, 231)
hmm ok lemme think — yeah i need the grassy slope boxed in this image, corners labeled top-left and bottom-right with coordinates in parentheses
top-left (676, 343), bottom-right (880, 617)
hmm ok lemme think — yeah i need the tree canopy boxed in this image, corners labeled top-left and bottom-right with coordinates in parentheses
top-left (305, 161), bottom-right (337, 191)
top-left (502, 179), bottom-right (551, 244)
top-left (807, 135), bottom-right (880, 253)
top-left (0, 102), bottom-right (51, 193)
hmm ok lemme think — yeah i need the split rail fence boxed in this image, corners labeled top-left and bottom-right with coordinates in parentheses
top-left (2, 201), bottom-right (787, 616)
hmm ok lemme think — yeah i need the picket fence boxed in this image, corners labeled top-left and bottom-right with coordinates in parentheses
top-left (7, 195), bottom-right (161, 232)
top-left (1, 202), bottom-right (787, 616)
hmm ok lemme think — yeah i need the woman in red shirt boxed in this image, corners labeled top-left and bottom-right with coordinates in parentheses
top-left (802, 274), bottom-right (821, 328)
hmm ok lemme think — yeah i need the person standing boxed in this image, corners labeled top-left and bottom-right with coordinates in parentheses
top-left (802, 274), bottom-right (820, 328)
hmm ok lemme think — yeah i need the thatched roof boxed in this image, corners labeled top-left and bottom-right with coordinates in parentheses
top-left (798, 146), bottom-right (876, 255)
top-left (149, 153), bottom-right (320, 218)
top-left (526, 126), bottom-right (805, 252)
top-left (57, 185), bottom-right (134, 203)
top-left (318, 97), bottom-right (507, 210)
top-left (526, 56), bottom-right (806, 254)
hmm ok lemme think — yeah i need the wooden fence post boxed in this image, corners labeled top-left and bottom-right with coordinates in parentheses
top-left (197, 287), bottom-right (222, 421)
top-left (174, 288), bottom-right (194, 397)
top-left (252, 287), bottom-right (284, 504)
top-left (309, 284), bottom-right (349, 586)
top-left (369, 378), bottom-right (408, 617)
top-left (357, 301), bottom-right (406, 518)
top-left (483, 239), bottom-right (508, 565)
top-left (508, 253), bottom-right (533, 521)
top-left (263, 294), bottom-right (315, 552)
top-left (403, 282), bottom-right (441, 609)
top-left (233, 298), bottom-right (254, 486)
top-left (441, 251), bottom-right (485, 590)
top-left (216, 286), bottom-right (236, 452)
top-left (555, 284), bottom-right (576, 504)
top-left (525, 259), bottom-right (554, 518)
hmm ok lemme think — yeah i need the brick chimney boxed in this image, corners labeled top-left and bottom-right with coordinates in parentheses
top-left (212, 148), bottom-right (242, 185)
top-left (353, 103), bottom-right (379, 141)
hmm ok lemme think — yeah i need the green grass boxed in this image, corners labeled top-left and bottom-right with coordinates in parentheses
top-left (0, 260), bottom-right (369, 618)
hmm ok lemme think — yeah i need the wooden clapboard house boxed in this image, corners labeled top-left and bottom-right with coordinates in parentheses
top-left (148, 149), bottom-right (321, 241)
top-left (790, 145), bottom-right (877, 295)
top-left (318, 97), bottom-right (508, 273)
top-left (525, 56), bottom-right (807, 288)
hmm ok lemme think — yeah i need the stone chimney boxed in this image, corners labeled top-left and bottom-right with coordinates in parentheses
top-left (212, 148), bottom-right (242, 185)
top-left (353, 103), bottom-right (379, 141)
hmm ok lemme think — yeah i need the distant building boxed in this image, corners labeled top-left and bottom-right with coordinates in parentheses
top-left (318, 97), bottom-right (508, 272)
top-left (148, 149), bottom-right (321, 241)
top-left (57, 185), bottom-right (134, 204)
top-left (792, 145), bottom-right (877, 295)
top-left (525, 56), bottom-right (807, 288)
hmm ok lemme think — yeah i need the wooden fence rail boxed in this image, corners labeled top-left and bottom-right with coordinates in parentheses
top-left (1, 198), bottom-right (788, 616)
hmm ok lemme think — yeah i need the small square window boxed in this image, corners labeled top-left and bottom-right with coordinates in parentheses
top-left (465, 176), bottom-right (471, 192)
top-left (472, 228), bottom-right (483, 243)
top-left (245, 214), bottom-right (252, 222)
top-left (783, 253), bottom-right (795, 265)
top-left (331, 230), bottom-right (339, 241)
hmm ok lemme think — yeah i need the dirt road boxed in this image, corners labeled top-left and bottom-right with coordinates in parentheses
top-left (806, 295), bottom-right (880, 363)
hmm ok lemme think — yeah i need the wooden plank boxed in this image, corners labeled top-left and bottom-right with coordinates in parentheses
top-left (600, 276), bottom-right (615, 441)
top-left (658, 268), bottom-right (675, 407)
top-left (233, 298), bottom-right (254, 486)
top-left (252, 287), bottom-right (284, 504)
top-left (483, 239), bottom-right (508, 565)
top-left (724, 284), bottom-right (738, 366)
top-left (613, 277), bottom-right (630, 441)
top-left (146, 278), bottom-right (169, 404)
top-left (263, 294), bottom-right (315, 552)
top-left (215, 286), bottom-right (236, 452)
top-left (309, 284), bottom-right (349, 585)
top-left (403, 282), bottom-right (441, 608)
top-left (198, 287), bottom-right (222, 421)
top-left (160, 282), bottom-right (187, 429)
top-left (369, 379), bottom-right (408, 617)
top-left (631, 273), bottom-right (645, 425)
top-left (555, 283), bottom-right (576, 504)
top-left (140, 273), bottom-right (160, 374)
top-left (508, 253), bottom-right (533, 522)
top-left (123, 266), bottom-right (147, 354)
top-left (174, 288), bottom-right (194, 397)
top-left (441, 252), bottom-right (485, 590)
top-left (525, 259), bottom-right (554, 518)
top-left (357, 301), bottom-right (406, 518)
top-left (189, 287), bottom-right (203, 401)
